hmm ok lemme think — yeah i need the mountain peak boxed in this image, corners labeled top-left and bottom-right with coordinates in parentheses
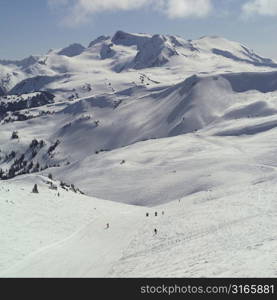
top-left (199, 35), bottom-right (222, 40)
top-left (88, 35), bottom-right (110, 48)
top-left (57, 43), bottom-right (85, 57)
top-left (111, 30), bottom-right (151, 47)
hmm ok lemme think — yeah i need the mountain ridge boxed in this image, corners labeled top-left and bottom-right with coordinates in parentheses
top-left (1, 30), bottom-right (276, 96)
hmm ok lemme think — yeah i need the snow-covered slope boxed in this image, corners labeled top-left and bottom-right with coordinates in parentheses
top-left (0, 175), bottom-right (145, 277)
top-left (2, 70), bottom-right (277, 182)
top-left (1, 31), bottom-right (277, 277)
top-left (1, 156), bottom-right (277, 277)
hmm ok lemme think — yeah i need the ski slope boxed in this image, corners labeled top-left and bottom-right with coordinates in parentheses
top-left (1, 177), bottom-right (277, 277)
top-left (1, 129), bottom-right (277, 277)
top-left (0, 175), bottom-right (146, 277)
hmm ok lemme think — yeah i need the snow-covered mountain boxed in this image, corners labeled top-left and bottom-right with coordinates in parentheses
top-left (1, 30), bottom-right (277, 98)
top-left (1, 31), bottom-right (277, 277)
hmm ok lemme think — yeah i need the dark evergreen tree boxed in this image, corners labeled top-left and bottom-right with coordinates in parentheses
top-left (11, 131), bottom-right (19, 139)
top-left (32, 184), bottom-right (39, 193)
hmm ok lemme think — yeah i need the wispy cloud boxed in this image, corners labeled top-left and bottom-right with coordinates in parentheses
top-left (164, 0), bottom-right (212, 18)
top-left (242, 0), bottom-right (277, 16)
top-left (48, 0), bottom-right (214, 26)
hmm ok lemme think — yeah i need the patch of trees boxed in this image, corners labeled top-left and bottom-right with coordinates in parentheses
top-left (47, 140), bottom-right (60, 156)
top-left (1, 110), bottom-right (54, 124)
top-left (0, 92), bottom-right (55, 116)
top-left (0, 137), bottom-right (65, 180)
top-left (60, 181), bottom-right (85, 194)
top-left (95, 148), bottom-right (109, 154)
top-left (0, 138), bottom-right (47, 180)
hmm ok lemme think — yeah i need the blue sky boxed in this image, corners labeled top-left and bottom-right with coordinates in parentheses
top-left (1, 0), bottom-right (277, 60)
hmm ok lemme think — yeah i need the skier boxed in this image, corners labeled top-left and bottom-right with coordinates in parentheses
top-left (106, 223), bottom-right (109, 229)
top-left (146, 212), bottom-right (149, 217)
top-left (155, 212), bottom-right (158, 217)
top-left (154, 228), bottom-right (157, 235)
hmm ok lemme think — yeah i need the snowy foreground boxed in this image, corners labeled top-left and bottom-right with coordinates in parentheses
top-left (1, 31), bottom-right (277, 277)
top-left (1, 131), bottom-right (277, 277)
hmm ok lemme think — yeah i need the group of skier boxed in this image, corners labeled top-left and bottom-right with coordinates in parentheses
top-left (104, 210), bottom-right (165, 235)
top-left (146, 211), bottom-right (164, 217)
top-left (145, 210), bottom-right (165, 235)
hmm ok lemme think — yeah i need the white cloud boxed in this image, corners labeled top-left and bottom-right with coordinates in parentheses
top-left (48, 0), bottom-right (214, 26)
top-left (242, 0), bottom-right (277, 16)
top-left (164, 0), bottom-right (212, 18)
top-left (72, 0), bottom-right (149, 14)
